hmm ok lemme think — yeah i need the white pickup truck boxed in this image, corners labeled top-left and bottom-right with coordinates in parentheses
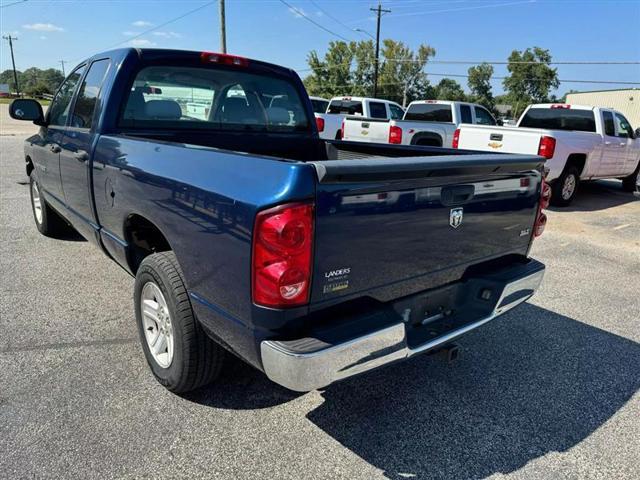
top-left (454, 104), bottom-right (640, 205)
top-left (314, 96), bottom-right (405, 140)
top-left (342, 100), bottom-right (498, 147)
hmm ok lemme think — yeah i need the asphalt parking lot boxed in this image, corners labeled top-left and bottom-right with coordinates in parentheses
top-left (1, 125), bottom-right (639, 478)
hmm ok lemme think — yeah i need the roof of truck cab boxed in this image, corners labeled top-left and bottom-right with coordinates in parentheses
top-left (527, 103), bottom-right (595, 110)
top-left (329, 96), bottom-right (403, 107)
top-left (75, 48), bottom-right (299, 77)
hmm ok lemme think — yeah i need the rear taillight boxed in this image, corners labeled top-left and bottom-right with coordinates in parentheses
top-left (200, 52), bottom-right (249, 67)
top-left (252, 202), bottom-right (314, 308)
top-left (537, 136), bottom-right (556, 159)
top-left (340, 119), bottom-right (345, 139)
top-left (534, 179), bottom-right (551, 237)
top-left (315, 117), bottom-right (325, 133)
top-left (452, 128), bottom-right (461, 148)
top-left (389, 125), bottom-right (402, 144)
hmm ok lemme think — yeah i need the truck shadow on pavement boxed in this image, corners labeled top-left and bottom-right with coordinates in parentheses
top-left (306, 303), bottom-right (640, 479)
top-left (184, 303), bottom-right (640, 479)
top-left (549, 179), bottom-right (639, 212)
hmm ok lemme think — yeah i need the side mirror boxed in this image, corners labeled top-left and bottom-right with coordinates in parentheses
top-left (496, 119), bottom-right (504, 126)
top-left (635, 127), bottom-right (640, 139)
top-left (9, 99), bottom-right (46, 125)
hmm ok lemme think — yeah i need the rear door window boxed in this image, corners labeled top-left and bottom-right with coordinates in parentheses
top-left (327, 99), bottom-right (363, 115)
top-left (119, 65), bottom-right (309, 132)
top-left (369, 101), bottom-right (387, 119)
top-left (310, 99), bottom-right (329, 114)
top-left (459, 105), bottom-right (472, 124)
top-left (519, 108), bottom-right (596, 132)
top-left (602, 111), bottom-right (615, 136)
top-left (404, 103), bottom-right (453, 123)
top-left (70, 59), bottom-right (111, 129)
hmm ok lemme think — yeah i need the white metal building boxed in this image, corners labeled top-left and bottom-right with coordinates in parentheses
top-left (565, 88), bottom-right (640, 128)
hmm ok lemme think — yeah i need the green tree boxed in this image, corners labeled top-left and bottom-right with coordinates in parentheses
top-left (303, 41), bottom-right (353, 98)
top-left (503, 47), bottom-right (560, 117)
top-left (467, 63), bottom-right (495, 111)
top-left (433, 78), bottom-right (467, 101)
top-left (378, 40), bottom-right (435, 106)
top-left (0, 67), bottom-right (64, 96)
top-left (303, 39), bottom-right (435, 103)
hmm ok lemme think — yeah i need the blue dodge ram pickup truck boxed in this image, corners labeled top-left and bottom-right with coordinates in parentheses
top-left (10, 48), bottom-right (549, 393)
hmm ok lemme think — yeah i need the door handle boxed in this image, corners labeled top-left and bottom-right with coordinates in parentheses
top-left (619, 142), bottom-right (626, 147)
top-left (74, 151), bottom-right (89, 162)
top-left (50, 144), bottom-right (61, 153)
top-left (604, 141), bottom-right (611, 145)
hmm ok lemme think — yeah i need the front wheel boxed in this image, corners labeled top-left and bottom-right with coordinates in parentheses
top-left (621, 162), bottom-right (640, 192)
top-left (134, 251), bottom-right (224, 393)
top-left (550, 166), bottom-right (580, 207)
top-left (29, 174), bottom-right (69, 237)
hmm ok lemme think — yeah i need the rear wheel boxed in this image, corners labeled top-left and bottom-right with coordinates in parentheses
top-left (550, 166), bottom-right (580, 207)
top-left (29, 174), bottom-right (69, 237)
top-left (621, 162), bottom-right (640, 192)
top-left (134, 251), bottom-right (224, 393)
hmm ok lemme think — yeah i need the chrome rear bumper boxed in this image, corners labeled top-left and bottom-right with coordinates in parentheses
top-left (261, 262), bottom-right (545, 392)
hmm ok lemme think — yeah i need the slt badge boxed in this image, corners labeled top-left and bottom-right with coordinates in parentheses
top-left (450, 207), bottom-right (463, 228)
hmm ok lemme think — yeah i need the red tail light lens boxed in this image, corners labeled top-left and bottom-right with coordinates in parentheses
top-left (315, 117), bottom-right (325, 133)
top-left (200, 52), bottom-right (249, 67)
top-left (252, 202), bottom-right (314, 308)
top-left (452, 128), bottom-right (461, 148)
top-left (537, 136), bottom-right (556, 159)
top-left (340, 119), bottom-right (345, 139)
top-left (534, 179), bottom-right (551, 237)
top-left (389, 125), bottom-right (402, 144)
top-left (534, 212), bottom-right (547, 237)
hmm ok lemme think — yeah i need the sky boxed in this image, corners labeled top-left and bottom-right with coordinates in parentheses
top-left (1, 0), bottom-right (639, 96)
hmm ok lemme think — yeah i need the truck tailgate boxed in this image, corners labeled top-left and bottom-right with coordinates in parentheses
top-left (308, 153), bottom-right (544, 307)
top-left (457, 125), bottom-right (542, 154)
top-left (342, 117), bottom-right (390, 143)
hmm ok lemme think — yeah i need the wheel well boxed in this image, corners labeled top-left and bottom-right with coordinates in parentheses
top-left (411, 133), bottom-right (443, 147)
top-left (26, 156), bottom-right (34, 177)
top-left (565, 153), bottom-right (587, 176)
top-left (124, 215), bottom-right (171, 273)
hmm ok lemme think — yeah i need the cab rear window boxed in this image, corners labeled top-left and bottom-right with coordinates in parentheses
top-left (119, 65), bottom-right (310, 132)
top-left (404, 104), bottom-right (453, 123)
top-left (327, 100), bottom-right (363, 115)
top-left (519, 108), bottom-right (596, 132)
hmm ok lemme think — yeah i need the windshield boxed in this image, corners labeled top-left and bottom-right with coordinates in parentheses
top-left (404, 103), bottom-right (453, 123)
top-left (519, 108), bottom-right (596, 132)
top-left (119, 65), bottom-right (310, 132)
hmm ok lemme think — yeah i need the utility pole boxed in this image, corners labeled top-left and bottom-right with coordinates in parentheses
top-left (219, 0), bottom-right (227, 53)
top-left (59, 60), bottom-right (66, 76)
top-left (2, 35), bottom-right (20, 96)
top-left (370, 1), bottom-right (390, 98)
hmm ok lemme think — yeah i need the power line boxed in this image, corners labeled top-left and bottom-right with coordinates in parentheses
top-left (296, 59), bottom-right (640, 72)
top-left (309, 0), bottom-right (356, 34)
top-left (0, 0), bottom-right (27, 8)
top-left (67, 0), bottom-right (215, 62)
top-left (278, 0), bottom-right (351, 42)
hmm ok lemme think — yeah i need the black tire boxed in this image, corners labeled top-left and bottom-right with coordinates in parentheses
top-left (134, 251), bottom-right (224, 393)
top-left (29, 173), bottom-right (69, 237)
top-left (550, 166), bottom-right (580, 207)
top-left (621, 162), bottom-right (640, 192)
